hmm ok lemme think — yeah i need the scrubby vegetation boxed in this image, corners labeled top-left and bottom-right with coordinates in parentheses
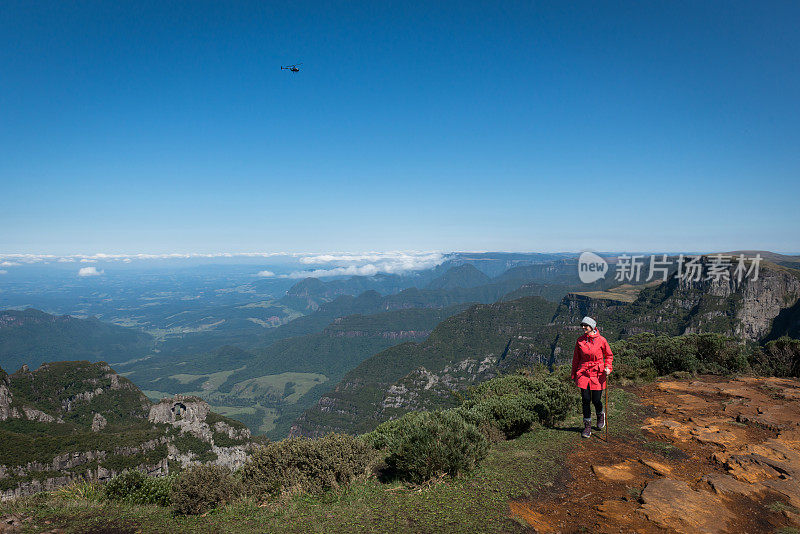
top-left (362, 372), bottom-right (571, 484)
top-left (610, 332), bottom-right (749, 382)
top-left (384, 410), bottom-right (488, 483)
top-left (171, 464), bottom-right (241, 515)
top-left (457, 375), bottom-right (573, 435)
top-left (104, 470), bottom-right (175, 506)
top-left (750, 336), bottom-right (800, 377)
top-left (241, 433), bottom-right (373, 499)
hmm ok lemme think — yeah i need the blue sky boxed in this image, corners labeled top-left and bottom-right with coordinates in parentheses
top-left (1, 1), bottom-right (798, 255)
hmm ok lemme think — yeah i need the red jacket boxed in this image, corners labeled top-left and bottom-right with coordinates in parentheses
top-left (571, 330), bottom-right (614, 390)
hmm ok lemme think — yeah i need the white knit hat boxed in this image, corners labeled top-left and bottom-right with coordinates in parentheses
top-left (580, 316), bottom-right (597, 329)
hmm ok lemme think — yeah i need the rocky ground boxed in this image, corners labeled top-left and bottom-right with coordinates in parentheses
top-left (510, 375), bottom-right (800, 533)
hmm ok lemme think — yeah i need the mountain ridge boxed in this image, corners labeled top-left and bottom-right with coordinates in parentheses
top-left (292, 259), bottom-right (800, 437)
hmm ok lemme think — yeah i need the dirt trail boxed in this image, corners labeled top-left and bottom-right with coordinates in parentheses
top-left (509, 375), bottom-right (800, 533)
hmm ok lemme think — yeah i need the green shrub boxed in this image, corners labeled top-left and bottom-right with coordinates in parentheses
top-left (362, 411), bottom-right (421, 450)
top-left (171, 464), bottom-right (240, 515)
top-left (464, 374), bottom-right (539, 401)
top-left (103, 470), bottom-right (175, 506)
top-left (456, 375), bottom-right (572, 438)
top-left (367, 374), bottom-right (572, 446)
top-left (750, 336), bottom-right (800, 377)
top-left (385, 410), bottom-right (488, 484)
top-left (693, 333), bottom-right (749, 374)
top-left (456, 394), bottom-right (537, 439)
top-left (241, 433), bottom-right (372, 499)
top-left (527, 375), bottom-right (574, 426)
top-left (611, 332), bottom-right (748, 378)
top-left (606, 351), bottom-right (658, 385)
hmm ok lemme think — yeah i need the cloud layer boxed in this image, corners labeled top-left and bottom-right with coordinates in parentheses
top-left (262, 251), bottom-right (449, 278)
top-left (0, 251), bottom-right (449, 279)
top-left (0, 252), bottom-right (301, 264)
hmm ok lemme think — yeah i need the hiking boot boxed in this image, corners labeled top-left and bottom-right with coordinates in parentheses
top-left (597, 411), bottom-right (606, 430)
top-left (582, 418), bottom-right (591, 438)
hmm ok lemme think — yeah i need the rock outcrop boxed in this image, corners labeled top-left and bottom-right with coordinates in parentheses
top-left (149, 396), bottom-right (212, 440)
top-left (149, 395), bottom-right (252, 470)
top-left (1, 363), bottom-right (254, 501)
top-left (510, 376), bottom-right (800, 533)
top-left (0, 370), bottom-right (12, 421)
top-left (91, 413), bottom-right (107, 432)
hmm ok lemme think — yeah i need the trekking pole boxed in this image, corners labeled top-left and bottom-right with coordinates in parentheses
top-left (605, 372), bottom-right (609, 442)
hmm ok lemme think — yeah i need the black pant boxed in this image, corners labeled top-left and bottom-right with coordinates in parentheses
top-left (581, 387), bottom-right (603, 420)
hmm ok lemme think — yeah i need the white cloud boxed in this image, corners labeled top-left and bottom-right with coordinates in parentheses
top-left (0, 255), bottom-right (54, 264)
top-left (282, 251), bottom-right (449, 279)
top-left (0, 261), bottom-right (21, 267)
top-left (0, 270), bottom-right (7, 275)
top-left (0, 251), bottom-right (450, 278)
top-left (78, 267), bottom-right (104, 277)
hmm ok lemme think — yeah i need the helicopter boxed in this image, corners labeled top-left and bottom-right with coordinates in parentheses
top-left (281, 63), bottom-right (302, 73)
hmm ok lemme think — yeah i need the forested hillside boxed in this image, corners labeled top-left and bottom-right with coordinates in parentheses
top-left (0, 309), bottom-right (154, 371)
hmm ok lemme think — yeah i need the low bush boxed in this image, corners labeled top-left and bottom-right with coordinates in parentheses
top-left (527, 375), bottom-right (574, 426)
top-left (750, 336), bottom-right (800, 377)
top-left (611, 332), bottom-right (748, 378)
top-left (456, 375), bottom-right (572, 438)
top-left (605, 352), bottom-right (658, 385)
top-left (171, 464), bottom-right (240, 515)
top-left (240, 433), bottom-right (372, 499)
top-left (361, 411), bottom-right (421, 450)
top-left (456, 394), bottom-right (538, 439)
top-left (385, 410), bottom-right (488, 484)
top-left (367, 374), bottom-right (572, 446)
top-left (103, 470), bottom-right (175, 506)
top-left (464, 374), bottom-right (539, 401)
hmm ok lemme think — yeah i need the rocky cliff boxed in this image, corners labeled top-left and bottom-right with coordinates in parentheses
top-left (0, 362), bottom-right (253, 501)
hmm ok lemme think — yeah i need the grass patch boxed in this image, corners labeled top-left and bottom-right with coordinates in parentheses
top-left (141, 390), bottom-right (172, 402)
top-left (768, 501), bottom-right (800, 514)
top-left (228, 372), bottom-right (327, 403)
top-left (573, 281), bottom-right (661, 303)
top-left (168, 368), bottom-right (244, 390)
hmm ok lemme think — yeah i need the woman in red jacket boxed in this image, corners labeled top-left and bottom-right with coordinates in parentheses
top-left (571, 316), bottom-right (613, 438)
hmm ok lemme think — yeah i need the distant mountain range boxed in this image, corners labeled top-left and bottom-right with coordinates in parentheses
top-left (425, 264), bottom-right (491, 290)
top-left (0, 309), bottom-right (154, 372)
top-left (292, 257), bottom-right (800, 437)
top-left (3, 251), bottom-right (797, 442)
